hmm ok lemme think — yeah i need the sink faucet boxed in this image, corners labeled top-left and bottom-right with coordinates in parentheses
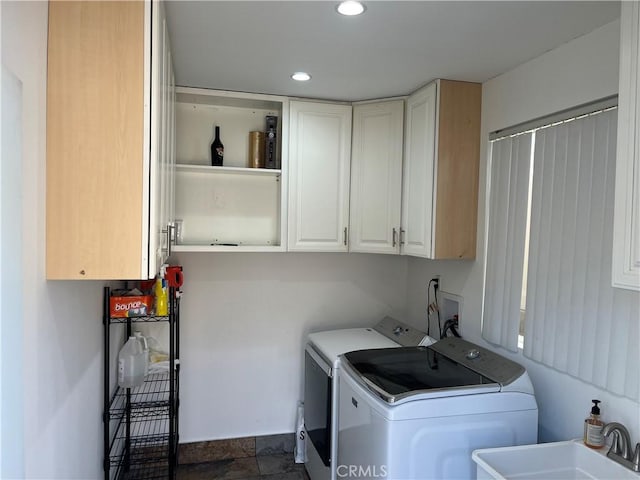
top-left (602, 422), bottom-right (640, 472)
top-left (603, 422), bottom-right (631, 458)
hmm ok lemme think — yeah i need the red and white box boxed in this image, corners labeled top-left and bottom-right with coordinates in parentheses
top-left (109, 292), bottom-right (154, 318)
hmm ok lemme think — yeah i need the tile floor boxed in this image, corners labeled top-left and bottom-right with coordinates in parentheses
top-left (177, 453), bottom-right (310, 480)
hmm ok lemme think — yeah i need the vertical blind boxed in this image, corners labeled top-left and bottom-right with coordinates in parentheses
top-left (482, 133), bottom-right (533, 352)
top-left (523, 109), bottom-right (639, 400)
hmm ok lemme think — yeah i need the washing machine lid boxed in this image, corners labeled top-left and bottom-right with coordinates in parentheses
top-left (307, 317), bottom-right (429, 366)
top-left (308, 328), bottom-right (400, 366)
top-left (341, 338), bottom-right (526, 404)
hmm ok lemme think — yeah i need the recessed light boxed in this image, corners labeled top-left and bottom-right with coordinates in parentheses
top-left (291, 72), bottom-right (311, 82)
top-left (337, 1), bottom-right (365, 16)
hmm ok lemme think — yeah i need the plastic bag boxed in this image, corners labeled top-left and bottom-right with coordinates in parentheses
top-left (294, 401), bottom-right (307, 463)
top-left (133, 326), bottom-right (169, 372)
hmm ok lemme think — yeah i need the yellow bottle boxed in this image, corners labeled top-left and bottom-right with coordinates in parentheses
top-left (584, 399), bottom-right (604, 449)
top-left (155, 277), bottom-right (168, 316)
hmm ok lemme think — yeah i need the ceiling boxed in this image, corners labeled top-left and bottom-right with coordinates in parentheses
top-left (165, 1), bottom-right (621, 102)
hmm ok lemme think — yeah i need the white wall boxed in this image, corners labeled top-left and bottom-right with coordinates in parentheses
top-left (2, 57), bottom-right (25, 480)
top-left (407, 19), bottom-right (640, 443)
top-left (173, 252), bottom-right (409, 441)
top-left (1, 2), bottom-right (103, 478)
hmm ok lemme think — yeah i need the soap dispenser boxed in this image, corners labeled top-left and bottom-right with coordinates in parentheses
top-left (584, 399), bottom-right (604, 449)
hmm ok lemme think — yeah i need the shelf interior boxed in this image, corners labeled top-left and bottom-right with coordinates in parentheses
top-left (107, 373), bottom-right (178, 480)
top-left (109, 315), bottom-right (169, 324)
top-left (175, 169), bottom-right (282, 247)
top-left (176, 100), bottom-right (282, 169)
top-left (108, 373), bottom-right (174, 416)
top-left (176, 164), bottom-right (281, 176)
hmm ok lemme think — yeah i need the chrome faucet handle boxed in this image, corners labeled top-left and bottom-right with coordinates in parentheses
top-left (603, 422), bottom-right (632, 460)
top-left (633, 443), bottom-right (640, 470)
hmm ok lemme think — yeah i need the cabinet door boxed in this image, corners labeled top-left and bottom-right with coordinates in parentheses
top-left (612, 2), bottom-right (640, 291)
top-left (349, 100), bottom-right (404, 254)
top-left (288, 101), bottom-right (352, 251)
top-left (401, 82), bottom-right (437, 258)
top-left (46, 1), bottom-right (148, 279)
top-left (149, 0), bottom-right (174, 278)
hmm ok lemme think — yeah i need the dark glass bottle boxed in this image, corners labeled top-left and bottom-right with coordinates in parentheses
top-left (211, 125), bottom-right (224, 166)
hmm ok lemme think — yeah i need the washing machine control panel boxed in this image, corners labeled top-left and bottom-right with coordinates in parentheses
top-left (430, 337), bottom-right (525, 386)
top-left (465, 348), bottom-right (481, 360)
top-left (374, 316), bottom-right (427, 347)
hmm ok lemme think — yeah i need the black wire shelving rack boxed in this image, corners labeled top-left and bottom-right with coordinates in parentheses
top-left (103, 287), bottom-right (180, 480)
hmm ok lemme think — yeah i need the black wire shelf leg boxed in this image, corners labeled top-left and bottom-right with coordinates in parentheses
top-left (104, 286), bottom-right (111, 480)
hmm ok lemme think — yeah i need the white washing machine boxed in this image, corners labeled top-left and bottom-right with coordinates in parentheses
top-left (304, 317), bottom-right (435, 480)
top-left (337, 338), bottom-right (538, 480)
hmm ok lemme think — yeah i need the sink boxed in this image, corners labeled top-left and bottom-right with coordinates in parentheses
top-left (472, 440), bottom-right (640, 479)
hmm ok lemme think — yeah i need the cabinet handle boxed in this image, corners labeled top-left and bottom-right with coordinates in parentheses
top-left (400, 228), bottom-right (406, 246)
top-left (167, 224), bottom-right (174, 257)
top-left (162, 225), bottom-right (173, 257)
top-left (393, 228), bottom-right (398, 247)
top-left (343, 227), bottom-right (348, 246)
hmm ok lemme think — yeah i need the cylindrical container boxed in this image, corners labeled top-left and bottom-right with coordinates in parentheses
top-left (248, 131), bottom-right (265, 168)
top-left (155, 277), bottom-right (168, 316)
top-left (118, 336), bottom-right (145, 388)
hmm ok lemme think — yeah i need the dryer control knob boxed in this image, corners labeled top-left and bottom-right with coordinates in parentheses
top-left (466, 349), bottom-right (480, 360)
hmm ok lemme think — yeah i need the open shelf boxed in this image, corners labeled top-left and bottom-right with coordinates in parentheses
top-left (108, 373), bottom-right (175, 417)
top-left (176, 164), bottom-right (281, 177)
top-left (109, 315), bottom-right (170, 324)
top-left (174, 87), bottom-right (288, 252)
top-left (175, 166), bottom-right (283, 250)
top-left (172, 244), bottom-right (285, 253)
top-left (108, 410), bottom-right (176, 480)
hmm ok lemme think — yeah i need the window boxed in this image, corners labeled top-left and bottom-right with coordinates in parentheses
top-left (483, 99), bottom-right (639, 400)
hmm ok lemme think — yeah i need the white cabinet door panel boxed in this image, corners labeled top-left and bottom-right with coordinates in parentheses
top-left (149, 1), bottom-right (175, 277)
top-left (350, 100), bottom-right (404, 254)
top-left (401, 82), bottom-right (437, 258)
top-left (288, 101), bottom-right (352, 251)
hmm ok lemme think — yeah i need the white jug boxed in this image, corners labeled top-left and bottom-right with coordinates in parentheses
top-left (118, 336), bottom-right (145, 388)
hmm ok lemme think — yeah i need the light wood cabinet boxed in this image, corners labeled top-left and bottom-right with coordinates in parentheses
top-left (46, 0), bottom-right (175, 280)
top-left (288, 101), bottom-right (352, 251)
top-left (171, 88), bottom-right (288, 252)
top-left (401, 79), bottom-right (481, 259)
top-left (349, 100), bottom-right (404, 254)
top-left (612, 1), bottom-right (640, 291)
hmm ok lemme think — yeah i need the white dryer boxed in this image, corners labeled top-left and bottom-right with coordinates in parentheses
top-left (304, 317), bottom-right (434, 480)
top-left (337, 338), bottom-right (538, 480)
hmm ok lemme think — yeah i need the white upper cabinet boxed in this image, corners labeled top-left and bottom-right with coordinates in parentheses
top-left (349, 100), bottom-right (404, 254)
top-left (612, 2), bottom-right (640, 291)
top-left (46, 0), bottom-right (175, 280)
top-left (401, 80), bottom-right (481, 259)
top-left (288, 101), bottom-right (352, 251)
